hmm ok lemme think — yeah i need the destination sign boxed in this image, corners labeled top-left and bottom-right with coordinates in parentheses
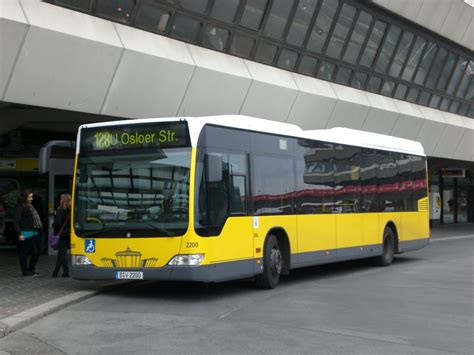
top-left (80, 122), bottom-right (190, 153)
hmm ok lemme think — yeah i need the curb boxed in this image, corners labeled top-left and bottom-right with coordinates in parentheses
top-left (0, 281), bottom-right (129, 339)
top-left (431, 234), bottom-right (474, 242)
top-left (0, 289), bottom-right (99, 339)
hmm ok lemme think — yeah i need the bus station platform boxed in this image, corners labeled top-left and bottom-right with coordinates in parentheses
top-left (0, 223), bottom-right (473, 338)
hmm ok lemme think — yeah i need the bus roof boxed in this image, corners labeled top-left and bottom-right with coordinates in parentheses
top-left (78, 115), bottom-right (425, 156)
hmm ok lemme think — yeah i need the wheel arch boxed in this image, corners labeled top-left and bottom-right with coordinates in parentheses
top-left (385, 221), bottom-right (400, 254)
top-left (266, 227), bottom-right (291, 275)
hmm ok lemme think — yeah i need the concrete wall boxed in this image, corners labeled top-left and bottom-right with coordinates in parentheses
top-left (0, 0), bottom-right (472, 162)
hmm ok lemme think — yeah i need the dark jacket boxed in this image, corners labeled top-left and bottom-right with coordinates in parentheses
top-left (14, 205), bottom-right (40, 235)
top-left (53, 207), bottom-right (71, 241)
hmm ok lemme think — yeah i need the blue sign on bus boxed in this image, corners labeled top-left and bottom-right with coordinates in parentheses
top-left (85, 239), bottom-right (95, 253)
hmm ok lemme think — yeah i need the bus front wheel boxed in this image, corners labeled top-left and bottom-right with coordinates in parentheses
top-left (256, 235), bottom-right (282, 289)
top-left (373, 227), bottom-right (395, 266)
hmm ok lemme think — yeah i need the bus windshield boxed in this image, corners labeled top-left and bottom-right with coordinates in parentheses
top-left (74, 148), bottom-right (191, 238)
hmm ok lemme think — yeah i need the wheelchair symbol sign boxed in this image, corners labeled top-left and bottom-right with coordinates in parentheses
top-left (85, 239), bottom-right (96, 253)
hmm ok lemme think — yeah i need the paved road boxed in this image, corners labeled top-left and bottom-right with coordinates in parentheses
top-left (0, 236), bottom-right (472, 354)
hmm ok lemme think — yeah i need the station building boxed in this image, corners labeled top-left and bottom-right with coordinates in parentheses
top-left (0, 0), bottom-right (473, 248)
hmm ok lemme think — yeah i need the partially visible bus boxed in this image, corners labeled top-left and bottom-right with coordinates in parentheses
top-left (71, 116), bottom-right (429, 288)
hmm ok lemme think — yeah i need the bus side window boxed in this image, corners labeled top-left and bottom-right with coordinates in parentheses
top-left (230, 175), bottom-right (246, 214)
top-left (296, 140), bottom-right (334, 214)
top-left (253, 155), bottom-right (295, 215)
top-left (360, 149), bottom-right (378, 212)
top-left (206, 152), bottom-right (248, 226)
top-left (229, 153), bottom-right (247, 215)
top-left (207, 179), bottom-right (229, 227)
top-left (333, 145), bottom-right (361, 213)
top-left (207, 154), bottom-right (229, 227)
top-left (411, 155), bottom-right (427, 207)
top-left (377, 151), bottom-right (398, 212)
top-left (397, 153), bottom-right (412, 212)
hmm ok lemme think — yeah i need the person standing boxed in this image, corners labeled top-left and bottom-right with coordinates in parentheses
top-left (14, 191), bottom-right (43, 277)
top-left (52, 193), bottom-right (71, 278)
top-left (32, 192), bottom-right (47, 253)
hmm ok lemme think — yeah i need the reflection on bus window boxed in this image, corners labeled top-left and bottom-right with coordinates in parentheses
top-left (75, 149), bottom-right (191, 237)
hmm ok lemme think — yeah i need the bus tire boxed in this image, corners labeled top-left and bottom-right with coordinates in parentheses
top-left (255, 235), bottom-right (282, 289)
top-left (373, 227), bottom-right (395, 266)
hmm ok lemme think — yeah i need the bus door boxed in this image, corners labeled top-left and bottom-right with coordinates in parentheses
top-left (201, 151), bottom-right (254, 266)
top-left (251, 153), bottom-right (297, 266)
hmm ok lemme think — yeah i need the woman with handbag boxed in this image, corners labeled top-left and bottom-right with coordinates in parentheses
top-left (52, 193), bottom-right (71, 278)
top-left (14, 191), bottom-right (43, 277)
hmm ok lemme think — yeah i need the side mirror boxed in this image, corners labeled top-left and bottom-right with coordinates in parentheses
top-left (206, 153), bottom-right (223, 183)
top-left (38, 141), bottom-right (76, 174)
top-left (39, 147), bottom-right (49, 174)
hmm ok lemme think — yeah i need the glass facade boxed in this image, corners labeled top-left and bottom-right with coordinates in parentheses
top-left (46, 0), bottom-right (473, 118)
top-left (428, 159), bottom-right (474, 225)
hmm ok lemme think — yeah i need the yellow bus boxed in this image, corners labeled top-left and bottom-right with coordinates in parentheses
top-left (71, 115), bottom-right (429, 288)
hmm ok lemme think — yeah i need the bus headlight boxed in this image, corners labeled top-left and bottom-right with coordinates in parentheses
top-left (72, 255), bottom-right (93, 266)
top-left (168, 254), bottom-right (204, 266)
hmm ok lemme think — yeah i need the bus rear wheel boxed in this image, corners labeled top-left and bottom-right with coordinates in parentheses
top-left (373, 227), bottom-right (395, 266)
top-left (256, 235), bottom-right (282, 289)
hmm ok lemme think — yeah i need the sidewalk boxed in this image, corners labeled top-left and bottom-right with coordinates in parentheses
top-left (0, 251), bottom-right (112, 338)
top-left (0, 223), bottom-right (472, 338)
top-left (430, 223), bottom-right (474, 239)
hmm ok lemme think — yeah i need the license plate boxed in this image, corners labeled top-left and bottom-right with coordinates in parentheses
top-left (115, 271), bottom-right (143, 280)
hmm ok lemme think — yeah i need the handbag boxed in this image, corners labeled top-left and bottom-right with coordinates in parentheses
top-left (48, 234), bottom-right (60, 250)
top-left (49, 213), bottom-right (70, 250)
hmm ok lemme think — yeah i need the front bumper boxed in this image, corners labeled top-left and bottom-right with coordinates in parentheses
top-left (72, 258), bottom-right (256, 283)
